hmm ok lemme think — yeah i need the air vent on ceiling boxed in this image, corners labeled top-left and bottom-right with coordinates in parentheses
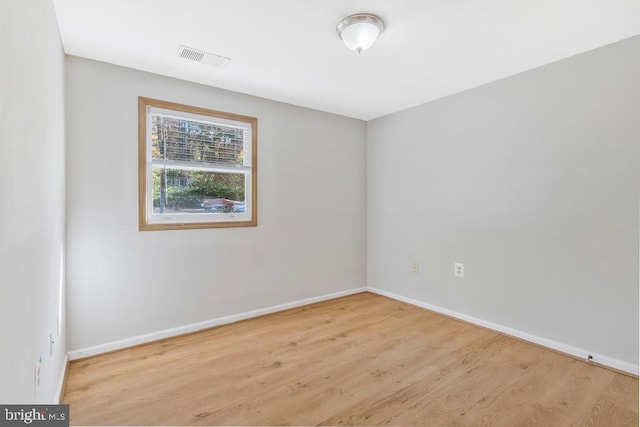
top-left (177, 45), bottom-right (230, 68)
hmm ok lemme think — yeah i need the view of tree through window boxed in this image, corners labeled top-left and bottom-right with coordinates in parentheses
top-left (152, 115), bottom-right (246, 213)
top-left (139, 97), bottom-right (257, 230)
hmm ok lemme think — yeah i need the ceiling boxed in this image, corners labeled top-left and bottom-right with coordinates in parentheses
top-left (52, 0), bottom-right (640, 121)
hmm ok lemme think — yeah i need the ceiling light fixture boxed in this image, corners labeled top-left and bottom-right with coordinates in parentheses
top-left (336, 13), bottom-right (384, 54)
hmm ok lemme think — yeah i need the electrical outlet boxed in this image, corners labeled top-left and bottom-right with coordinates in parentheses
top-left (454, 262), bottom-right (464, 278)
top-left (411, 262), bottom-right (419, 273)
top-left (35, 356), bottom-right (42, 397)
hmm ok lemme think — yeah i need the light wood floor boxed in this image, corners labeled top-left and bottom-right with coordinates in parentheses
top-left (63, 292), bottom-right (638, 426)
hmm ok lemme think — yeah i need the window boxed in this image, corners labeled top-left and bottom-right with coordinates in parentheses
top-left (138, 97), bottom-right (257, 231)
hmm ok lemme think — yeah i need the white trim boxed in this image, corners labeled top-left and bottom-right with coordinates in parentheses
top-left (68, 287), bottom-right (367, 361)
top-left (55, 354), bottom-right (68, 403)
top-left (150, 160), bottom-right (250, 173)
top-left (367, 287), bottom-right (639, 376)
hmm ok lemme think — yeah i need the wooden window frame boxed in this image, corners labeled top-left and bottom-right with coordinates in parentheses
top-left (138, 97), bottom-right (257, 231)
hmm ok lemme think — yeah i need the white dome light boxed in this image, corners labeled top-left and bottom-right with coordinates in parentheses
top-left (336, 13), bottom-right (384, 54)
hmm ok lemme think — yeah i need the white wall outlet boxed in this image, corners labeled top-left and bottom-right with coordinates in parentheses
top-left (35, 356), bottom-right (42, 397)
top-left (454, 262), bottom-right (464, 278)
top-left (411, 262), bottom-right (419, 273)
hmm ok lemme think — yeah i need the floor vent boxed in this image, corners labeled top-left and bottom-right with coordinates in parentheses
top-left (177, 45), bottom-right (230, 68)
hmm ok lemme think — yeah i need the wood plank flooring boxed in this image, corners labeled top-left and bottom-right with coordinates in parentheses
top-left (63, 292), bottom-right (638, 426)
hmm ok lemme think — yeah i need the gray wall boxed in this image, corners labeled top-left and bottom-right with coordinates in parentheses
top-left (367, 36), bottom-right (639, 365)
top-left (65, 57), bottom-right (367, 352)
top-left (0, 0), bottom-right (67, 402)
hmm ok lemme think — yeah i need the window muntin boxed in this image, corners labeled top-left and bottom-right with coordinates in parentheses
top-left (139, 97), bottom-right (257, 230)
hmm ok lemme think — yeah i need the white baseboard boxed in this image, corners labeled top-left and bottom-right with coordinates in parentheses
top-left (55, 354), bottom-right (68, 403)
top-left (68, 287), bottom-right (367, 361)
top-left (367, 287), bottom-right (639, 376)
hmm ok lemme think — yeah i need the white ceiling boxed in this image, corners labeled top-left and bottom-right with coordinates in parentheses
top-left (52, 0), bottom-right (640, 120)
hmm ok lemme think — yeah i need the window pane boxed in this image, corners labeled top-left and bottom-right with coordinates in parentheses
top-left (152, 168), bottom-right (246, 215)
top-left (151, 115), bottom-right (245, 167)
